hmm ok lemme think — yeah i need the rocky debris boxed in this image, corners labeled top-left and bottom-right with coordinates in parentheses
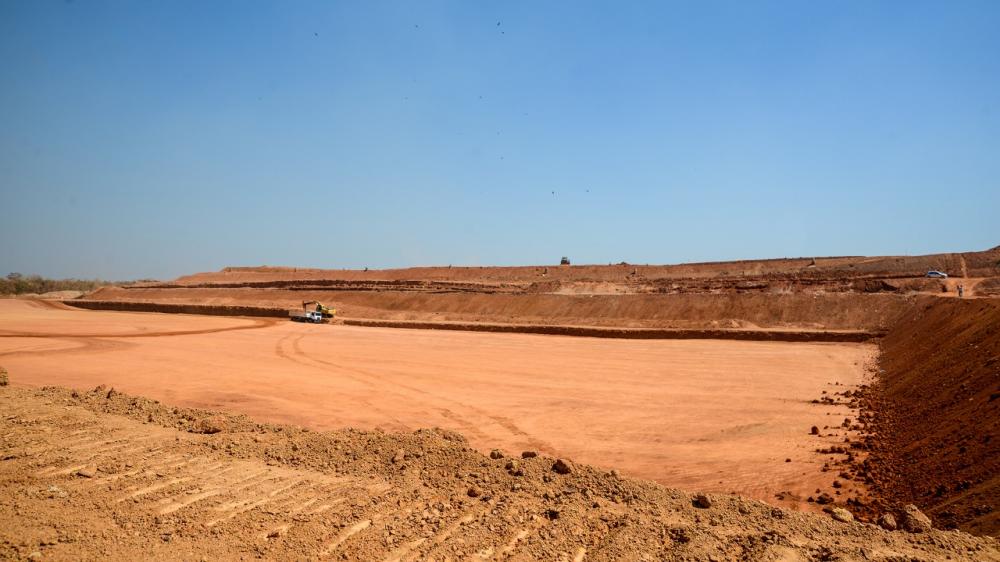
top-left (877, 513), bottom-right (898, 531)
top-left (859, 297), bottom-right (1000, 536)
top-left (816, 493), bottom-right (834, 505)
top-left (190, 415), bottom-right (226, 434)
top-left (489, 449), bottom-right (503, 459)
top-left (2, 385), bottom-right (998, 561)
top-left (75, 467), bottom-right (96, 478)
top-left (391, 449), bottom-right (405, 464)
top-left (551, 458), bottom-right (573, 475)
top-left (504, 459), bottom-right (522, 476)
top-left (692, 494), bottom-right (712, 509)
top-left (668, 526), bottom-right (692, 544)
top-left (521, 450), bottom-right (537, 459)
top-left (266, 527), bottom-right (286, 539)
top-left (900, 504), bottom-right (933, 533)
top-left (830, 507), bottom-right (854, 523)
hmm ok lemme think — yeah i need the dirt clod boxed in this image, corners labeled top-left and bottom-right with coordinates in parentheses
top-left (551, 458), bottom-right (573, 475)
top-left (190, 415), bottom-right (226, 434)
top-left (878, 513), bottom-right (898, 531)
top-left (692, 494), bottom-right (712, 509)
top-left (521, 451), bottom-right (537, 459)
top-left (830, 507), bottom-right (854, 523)
top-left (900, 504), bottom-right (933, 533)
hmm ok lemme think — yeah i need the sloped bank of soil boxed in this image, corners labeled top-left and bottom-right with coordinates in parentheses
top-left (342, 318), bottom-right (882, 342)
top-left (1, 384), bottom-right (997, 561)
top-left (864, 296), bottom-right (1000, 535)
top-left (80, 288), bottom-right (912, 331)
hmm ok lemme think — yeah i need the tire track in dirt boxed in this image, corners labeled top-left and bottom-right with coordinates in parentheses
top-left (0, 317), bottom-right (278, 339)
top-left (20, 299), bottom-right (78, 311)
top-left (2, 394), bottom-right (404, 559)
top-left (272, 332), bottom-right (406, 430)
top-left (287, 332), bottom-right (557, 454)
top-left (0, 336), bottom-right (132, 358)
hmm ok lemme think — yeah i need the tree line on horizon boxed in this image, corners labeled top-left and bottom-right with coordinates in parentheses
top-left (0, 272), bottom-right (136, 296)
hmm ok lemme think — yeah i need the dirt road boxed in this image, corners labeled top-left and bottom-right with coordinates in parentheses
top-left (1, 299), bottom-right (872, 511)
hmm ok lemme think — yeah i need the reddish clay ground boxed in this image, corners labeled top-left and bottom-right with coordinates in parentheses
top-left (4, 385), bottom-right (995, 561)
top-left (0, 299), bottom-right (872, 513)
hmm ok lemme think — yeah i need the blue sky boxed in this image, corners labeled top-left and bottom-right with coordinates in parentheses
top-left (1, 1), bottom-right (998, 279)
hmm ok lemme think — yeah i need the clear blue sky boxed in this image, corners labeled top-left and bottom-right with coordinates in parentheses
top-left (1, 1), bottom-right (998, 279)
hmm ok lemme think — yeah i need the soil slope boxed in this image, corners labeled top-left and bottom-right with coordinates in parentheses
top-left (2, 385), bottom-right (996, 561)
top-left (866, 296), bottom-right (1000, 535)
top-left (84, 287), bottom-right (912, 332)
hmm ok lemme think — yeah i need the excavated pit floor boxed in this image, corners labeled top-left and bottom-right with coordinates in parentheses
top-left (0, 299), bottom-right (872, 512)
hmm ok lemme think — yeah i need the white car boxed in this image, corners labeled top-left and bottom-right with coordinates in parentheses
top-left (926, 270), bottom-right (948, 279)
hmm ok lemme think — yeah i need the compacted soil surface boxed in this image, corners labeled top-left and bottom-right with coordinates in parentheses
top-left (1, 385), bottom-right (997, 561)
top-left (1, 299), bottom-right (872, 512)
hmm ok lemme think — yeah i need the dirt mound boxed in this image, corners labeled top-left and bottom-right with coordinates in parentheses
top-left (2, 385), bottom-right (996, 560)
top-left (862, 296), bottom-right (1000, 535)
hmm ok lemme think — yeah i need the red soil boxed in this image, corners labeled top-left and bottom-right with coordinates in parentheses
top-left (865, 296), bottom-right (1000, 535)
top-left (85, 287), bottom-right (912, 332)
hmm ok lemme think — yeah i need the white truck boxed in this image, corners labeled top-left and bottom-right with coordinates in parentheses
top-left (289, 300), bottom-right (335, 323)
top-left (290, 310), bottom-right (325, 323)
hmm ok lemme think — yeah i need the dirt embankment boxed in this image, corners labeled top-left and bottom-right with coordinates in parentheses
top-left (172, 246), bottom-right (1000, 285)
top-left (977, 278), bottom-right (1000, 297)
top-left (342, 319), bottom-right (882, 342)
top-left (66, 300), bottom-right (288, 318)
top-left (2, 385), bottom-right (997, 561)
top-left (864, 296), bottom-right (1000, 535)
top-left (81, 287), bottom-right (912, 332)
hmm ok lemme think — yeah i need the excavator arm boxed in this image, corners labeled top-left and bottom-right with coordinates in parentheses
top-left (302, 301), bottom-right (336, 318)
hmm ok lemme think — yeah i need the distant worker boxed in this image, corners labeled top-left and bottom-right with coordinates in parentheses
top-left (958, 284), bottom-right (964, 298)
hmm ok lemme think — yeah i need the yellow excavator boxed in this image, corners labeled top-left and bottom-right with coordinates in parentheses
top-left (290, 301), bottom-right (336, 323)
top-left (303, 300), bottom-right (336, 318)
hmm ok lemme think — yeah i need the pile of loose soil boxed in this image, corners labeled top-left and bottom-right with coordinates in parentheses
top-left (1, 384), bottom-right (997, 560)
top-left (861, 296), bottom-right (1000, 535)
